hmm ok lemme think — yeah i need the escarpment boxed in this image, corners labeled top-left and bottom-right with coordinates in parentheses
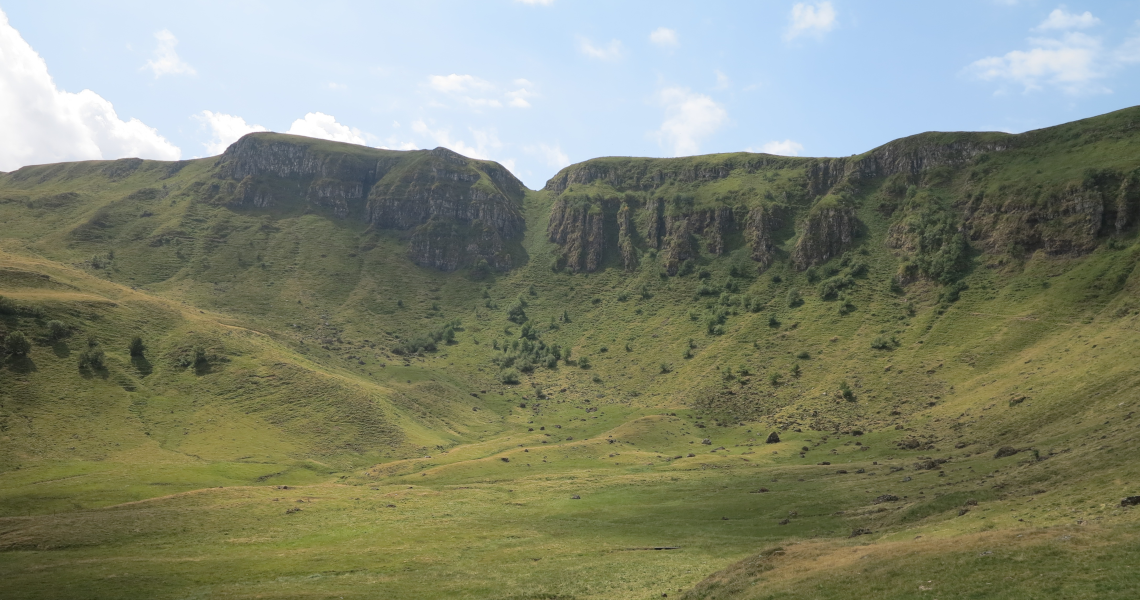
top-left (213, 134), bottom-right (524, 271)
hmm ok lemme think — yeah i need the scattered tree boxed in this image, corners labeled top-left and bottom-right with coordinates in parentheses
top-left (5, 330), bottom-right (31, 356)
top-left (129, 336), bottom-right (147, 357)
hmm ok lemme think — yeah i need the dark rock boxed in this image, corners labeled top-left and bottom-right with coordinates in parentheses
top-left (702, 438), bottom-right (712, 445)
top-left (818, 461), bottom-right (831, 466)
top-left (850, 528), bottom-right (873, 538)
top-left (913, 458), bottom-right (948, 470)
top-left (1121, 496), bottom-right (1140, 507)
top-left (766, 432), bottom-right (781, 444)
top-left (571, 494), bottom-right (580, 499)
top-left (873, 494), bottom-right (900, 504)
top-left (791, 205), bottom-right (858, 270)
top-left (500, 457), bottom-right (510, 462)
top-left (958, 508), bottom-right (970, 516)
top-left (994, 446), bottom-right (1020, 458)
top-left (778, 518), bottom-right (789, 525)
top-left (836, 470), bottom-right (848, 474)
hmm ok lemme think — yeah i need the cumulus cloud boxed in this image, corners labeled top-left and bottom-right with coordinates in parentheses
top-left (0, 9), bottom-right (180, 171)
top-left (195, 111), bottom-right (267, 155)
top-left (578, 37), bottom-right (624, 60)
top-left (652, 87), bottom-right (728, 157)
top-left (1036, 7), bottom-right (1100, 31)
top-left (286, 112), bottom-right (367, 145)
top-left (650, 27), bottom-right (678, 47)
top-left (751, 139), bottom-right (805, 156)
top-left (525, 143), bottom-right (570, 168)
top-left (142, 29), bottom-right (196, 77)
top-left (967, 31), bottom-right (1107, 94)
top-left (786, 2), bottom-right (837, 41)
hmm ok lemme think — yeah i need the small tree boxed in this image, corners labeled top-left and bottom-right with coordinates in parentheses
top-left (47, 320), bottom-right (68, 340)
top-left (787, 289), bottom-right (803, 308)
top-left (79, 347), bottom-right (105, 370)
top-left (499, 368), bottom-right (520, 385)
top-left (577, 356), bottom-right (591, 369)
top-left (839, 380), bottom-right (856, 401)
top-left (5, 330), bottom-right (31, 356)
top-left (129, 336), bottom-right (147, 357)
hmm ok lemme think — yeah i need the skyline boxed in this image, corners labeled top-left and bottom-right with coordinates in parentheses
top-left (1, 1), bottom-right (1139, 188)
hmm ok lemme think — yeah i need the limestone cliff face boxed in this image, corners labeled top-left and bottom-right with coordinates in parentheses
top-left (617, 203), bottom-right (638, 271)
top-left (744, 206), bottom-right (780, 269)
top-left (213, 134), bottom-right (525, 271)
top-left (547, 199), bottom-right (604, 273)
top-left (791, 206), bottom-right (858, 270)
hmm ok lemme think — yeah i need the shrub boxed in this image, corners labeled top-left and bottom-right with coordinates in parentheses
top-left (5, 330), bottom-right (31, 356)
top-left (839, 381), bottom-right (856, 401)
top-left (660, 362), bottom-right (672, 374)
top-left (870, 335), bottom-right (898, 350)
top-left (577, 356), bottom-right (591, 369)
top-left (47, 320), bottom-right (68, 340)
top-left (837, 298), bottom-right (856, 315)
top-left (500, 369), bottom-right (520, 384)
top-left (768, 372), bottom-right (781, 386)
top-left (0, 295), bottom-right (16, 315)
top-left (787, 289), bottom-right (803, 308)
top-left (791, 363), bottom-right (802, 377)
top-left (796, 350), bottom-right (811, 359)
top-left (193, 346), bottom-right (209, 367)
top-left (697, 267), bottom-right (710, 279)
top-left (805, 267), bottom-right (819, 283)
top-left (617, 292), bottom-right (629, 302)
top-left (819, 275), bottom-right (854, 300)
top-left (678, 260), bottom-right (695, 277)
top-left (129, 336), bottom-right (146, 357)
top-left (768, 315), bottom-right (781, 328)
top-left (771, 274), bottom-right (782, 284)
top-left (507, 302), bottom-right (528, 324)
top-left (78, 346), bottom-right (105, 370)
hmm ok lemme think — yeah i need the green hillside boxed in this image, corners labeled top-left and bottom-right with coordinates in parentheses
top-left (1, 108), bottom-right (1139, 599)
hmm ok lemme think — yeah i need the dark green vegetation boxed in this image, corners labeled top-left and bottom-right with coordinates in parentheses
top-left (2, 107), bottom-right (1140, 599)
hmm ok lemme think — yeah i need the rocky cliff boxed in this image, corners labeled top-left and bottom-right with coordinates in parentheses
top-left (213, 134), bottom-right (525, 271)
top-left (790, 204), bottom-right (858, 270)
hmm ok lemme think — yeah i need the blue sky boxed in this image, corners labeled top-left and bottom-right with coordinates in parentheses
top-left (1, 0), bottom-right (1139, 188)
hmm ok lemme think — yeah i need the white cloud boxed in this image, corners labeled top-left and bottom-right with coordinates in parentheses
top-left (650, 27), bottom-right (678, 47)
top-left (506, 87), bottom-right (534, 108)
top-left (142, 29), bottom-right (196, 77)
top-left (786, 2), bottom-right (837, 41)
top-left (515, 0), bottom-right (553, 5)
top-left (513, 78), bottom-right (535, 87)
top-left (194, 111), bottom-right (268, 155)
top-left (525, 143), bottom-right (570, 168)
top-left (0, 9), bottom-right (180, 171)
top-left (967, 32), bottom-right (1107, 94)
top-left (714, 69), bottom-right (731, 90)
top-left (1118, 31), bottom-right (1140, 64)
top-left (327, 82), bottom-right (348, 91)
top-left (286, 112), bottom-right (367, 145)
top-left (652, 87), bottom-right (728, 157)
top-left (750, 140), bottom-right (805, 156)
top-left (411, 120), bottom-right (494, 159)
top-left (578, 37), bottom-right (624, 60)
top-left (1036, 7), bottom-right (1100, 31)
top-left (427, 74), bottom-right (493, 93)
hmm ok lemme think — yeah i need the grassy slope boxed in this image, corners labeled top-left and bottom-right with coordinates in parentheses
top-left (0, 109), bottom-right (1139, 598)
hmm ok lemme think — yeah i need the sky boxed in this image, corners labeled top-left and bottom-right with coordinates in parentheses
top-left (1, 1), bottom-right (1139, 189)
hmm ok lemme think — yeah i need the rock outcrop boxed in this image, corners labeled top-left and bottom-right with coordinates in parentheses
top-left (791, 205), bottom-right (858, 270)
top-left (547, 199), bottom-right (604, 273)
top-left (213, 134), bottom-right (524, 271)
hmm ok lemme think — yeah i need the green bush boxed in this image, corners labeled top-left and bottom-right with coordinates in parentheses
top-left (506, 302), bottom-right (527, 324)
top-left (660, 362), bottom-right (672, 374)
top-left (796, 350), bottom-right (811, 359)
top-left (0, 295), bottom-right (16, 315)
top-left (818, 275), bottom-right (854, 300)
top-left (870, 335), bottom-right (898, 350)
top-left (839, 381), bottom-right (856, 401)
top-left (499, 369), bottom-right (520, 384)
top-left (577, 356), bottom-right (591, 369)
top-left (787, 289), bottom-right (803, 308)
top-left (5, 330), bottom-right (31, 356)
top-left (129, 336), bottom-right (146, 356)
top-left (47, 320), bottom-right (69, 340)
top-left (78, 346), bottom-right (105, 370)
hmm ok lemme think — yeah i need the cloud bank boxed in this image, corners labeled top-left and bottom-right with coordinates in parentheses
top-left (0, 9), bottom-right (180, 171)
